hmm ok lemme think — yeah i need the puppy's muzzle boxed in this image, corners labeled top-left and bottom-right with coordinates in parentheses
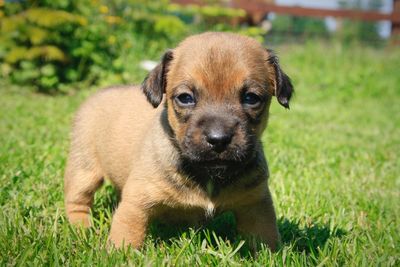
top-left (202, 116), bottom-right (238, 153)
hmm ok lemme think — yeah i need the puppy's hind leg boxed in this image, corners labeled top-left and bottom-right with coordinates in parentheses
top-left (64, 154), bottom-right (103, 227)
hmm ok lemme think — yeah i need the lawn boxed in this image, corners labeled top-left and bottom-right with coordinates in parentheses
top-left (1, 42), bottom-right (399, 266)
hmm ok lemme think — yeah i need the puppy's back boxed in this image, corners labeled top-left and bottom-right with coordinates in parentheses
top-left (67, 86), bottom-right (159, 188)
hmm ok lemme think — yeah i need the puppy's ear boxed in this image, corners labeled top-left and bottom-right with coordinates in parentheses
top-left (141, 50), bottom-right (173, 108)
top-left (267, 49), bottom-right (294, 109)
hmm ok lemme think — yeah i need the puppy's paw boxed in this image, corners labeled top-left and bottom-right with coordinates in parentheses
top-left (67, 211), bottom-right (91, 228)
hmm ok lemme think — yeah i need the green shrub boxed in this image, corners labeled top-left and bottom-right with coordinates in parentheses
top-left (0, 0), bottom-right (125, 93)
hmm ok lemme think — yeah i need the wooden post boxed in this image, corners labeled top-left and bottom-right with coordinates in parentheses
top-left (392, 0), bottom-right (400, 44)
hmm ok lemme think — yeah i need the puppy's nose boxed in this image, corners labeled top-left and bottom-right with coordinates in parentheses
top-left (205, 128), bottom-right (233, 152)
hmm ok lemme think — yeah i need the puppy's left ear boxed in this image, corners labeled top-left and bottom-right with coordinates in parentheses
top-left (267, 49), bottom-right (294, 109)
top-left (141, 50), bottom-right (174, 108)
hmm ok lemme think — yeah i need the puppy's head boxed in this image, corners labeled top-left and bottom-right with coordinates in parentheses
top-left (142, 32), bottom-right (293, 170)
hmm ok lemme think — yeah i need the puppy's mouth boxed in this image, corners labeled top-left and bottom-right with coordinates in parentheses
top-left (181, 146), bottom-right (253, 165)
top-left (178, 151), bottom-right (259, 187)
top-left (179, 144), bottom-right (257, 179)
top-left (192, 159), bottom-right (239, 169)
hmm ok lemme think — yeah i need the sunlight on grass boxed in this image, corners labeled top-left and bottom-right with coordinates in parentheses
top-left (0, 42), bottom-right (399, 265)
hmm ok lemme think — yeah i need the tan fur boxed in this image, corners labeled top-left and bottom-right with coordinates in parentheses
top-left (64, 32), bottom-right (292, 251)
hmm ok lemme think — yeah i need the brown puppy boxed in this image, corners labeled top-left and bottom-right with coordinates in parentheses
top-left (64, 32), bottom-right (293, 251)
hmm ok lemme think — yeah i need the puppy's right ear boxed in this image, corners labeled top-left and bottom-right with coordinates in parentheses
top-left (141, 50), bottom-right (173, 108)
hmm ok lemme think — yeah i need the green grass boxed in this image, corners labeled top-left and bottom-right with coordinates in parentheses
top-left (1, 42), bottom-right (399, 266)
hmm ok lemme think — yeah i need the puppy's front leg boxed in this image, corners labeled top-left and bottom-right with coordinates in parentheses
top-left (109, 198), bottom-right (149, 249)
top-left (234, 195), bottom-right (280, 251)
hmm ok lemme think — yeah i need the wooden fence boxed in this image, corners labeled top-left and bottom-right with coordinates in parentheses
top-left (173, 0), bottom-right (400, 41)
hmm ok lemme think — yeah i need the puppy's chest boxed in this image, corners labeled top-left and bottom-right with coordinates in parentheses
top-left (169, 180), bottom-right (218, 216)
top-left (169, 175), bottom-right (265, 217)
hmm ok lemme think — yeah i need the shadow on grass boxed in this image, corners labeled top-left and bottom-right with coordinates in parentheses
top-left (148, 214), bottom-right (346, 256)
top-left (149, 211), bottom-right (238, 244)
top-left (91, 184), bottom-right (346, 255)
top-left (278, 218), bottom-right (346, 253)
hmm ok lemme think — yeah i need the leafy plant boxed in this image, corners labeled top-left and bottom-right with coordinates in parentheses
top-left (0, 5), bottom-right (85, 92)
top-left (0, 0), bottom-right (125, 92)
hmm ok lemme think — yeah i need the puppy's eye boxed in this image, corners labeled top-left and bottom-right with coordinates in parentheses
top-left (176, 93), bottom-right (195, 107)
top-left (242, 92), bottom-right (262, 107)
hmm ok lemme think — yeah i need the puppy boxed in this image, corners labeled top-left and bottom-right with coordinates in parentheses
top-left (64, 32), bottom-right (293, 251)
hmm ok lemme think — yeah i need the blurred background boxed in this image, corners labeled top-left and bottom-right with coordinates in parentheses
top-left (0, 0), bottom-right (399, 93)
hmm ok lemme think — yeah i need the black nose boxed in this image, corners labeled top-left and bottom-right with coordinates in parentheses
top-left (205, 128), bottom-right (233, 152)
